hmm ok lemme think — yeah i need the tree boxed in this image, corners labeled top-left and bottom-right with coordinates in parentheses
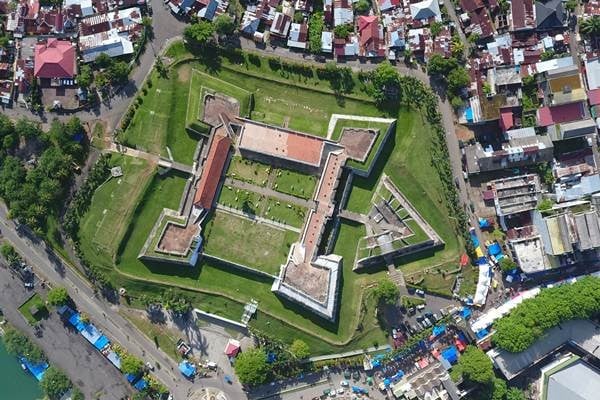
top-left (499, 257), bottom-right (517, 273)
top-left (373, 278), bottom-right (400, 305)
top-left (0, 243), bottom-right (20, 264)
top-left (184, 21), bottom-right (216, 47)
top-left (468, 32), bottom-right (480, 43)
top-left (354, 0), bottom-right (370, 14)
top-left (506, 387), bottom-right (526, 400)
top-left (334, 23), bottom-right (353, 39)
top-left (234, 348), bottom-right (270, 385)
top-left (430, 21), bottom-right (444, 38)
top-left (107, 61), bottom-right (130, 85)
top-left (537, 198), bottom-right (554, 212)
top-left (308, 13), bottom-right (324, 53)
top-left (446, 67), bottom-right (470, 95)
top-left (0, 35), bottom-right (10, 49)
top-left (452, 346), bottom-right (494, 385)
top-left (40, 366), bottom-right (72, 400)
top-left (289, 339), bottom-right (310, 359)
top-left (580, 16), bottom-right (600, 36)
top-left (371, 61), bottom-right (401, 105)
top-left (47, 287), bottom-right (70, 306)
top-left (427, 54), bottom-right (458, 76)
top-left (491, 377), bottom-right (507, 400)
top-left (2, 326), bottom-right (46, 363)
top-left (451, 36), bottom-right (465, 59)
top-left (28, 77), bottom-right (42, 112)
top-left (94, 53), bottom-right (113, 69)
top-left (121, 353), bottom-right (144, 375)
top-left (71, 387), bottom-right (85, 400)
top-left (78, 65), bottom-right (93, 88)
top-left (214, 14), bottom-right (235, 36)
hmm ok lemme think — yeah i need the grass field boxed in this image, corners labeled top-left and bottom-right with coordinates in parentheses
top-left (202, 211), bottom-right (297, 275)
top-left (120, 309), bottom-right (181, 361)
top-left (190, 69), bottom-right (253, 119)
top-left (121, 65), bottom-right (200, 164)
top-left (226, 156), bottom-right (271, 186)
top-left (18, 294), bottom-right (48, 324)
top-left (330, 119), bottom-right (391, 142)
top-left (78, 155), bottom-right (153, 268)
top-left (273, 169), bottom-right (317, 200)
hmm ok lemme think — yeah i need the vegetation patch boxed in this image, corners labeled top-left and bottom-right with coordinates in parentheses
top-left (18, 293), bottom-right (48, 324)
top-left (273, 169), bottom-right (317, 200)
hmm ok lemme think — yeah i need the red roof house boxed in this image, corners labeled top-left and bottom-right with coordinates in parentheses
top-left (34, 39), bottom-right (76, 79)
top-left (193, 133), bottom-right (231, 210)
top-left (357, 15), bottom-right (385, 58)
top-left (588, 89), bottom-right (600, 106)
top-left (537, 102), bottom-right (586, 127)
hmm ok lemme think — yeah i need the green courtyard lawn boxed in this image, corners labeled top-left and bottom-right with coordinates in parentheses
top-left (190, 70), bottom-right (253, 119)
top-left (226, 156), bottom-right (271, 186)
top-left (218, 185), bottom-right (307, 228)
top-left (77, 155), bottom-right (153, 269)
top-left (330, 119), bottom-right (391, 142)
top-left (202, 211), bottom-right (297, 275)
top-left (120, 66), bottom-right (200, 164)
top-left (273, 169), bottom-right (317, 200)
top-left (18, 293), bottom-right (48, 324)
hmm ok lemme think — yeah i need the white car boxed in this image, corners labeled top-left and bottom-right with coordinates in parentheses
top-left (415, 289), bottom-right (425, 296)
top-left (337, 388), bottom-right (345, 394)
top-left (340, 380), bottom-right (349, 387)
top-left (145, 361), bottom-right (154, 371)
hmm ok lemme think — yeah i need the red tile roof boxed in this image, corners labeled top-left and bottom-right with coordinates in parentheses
top-left (194, 134), bottom-right (231, 210)
top-left (34, 39), bottom-right (76, 79)
top-left (510, 0), bottom-right (534, 30)
top-left (358, 15), bottom-right (385, 57)
top-left (500, 110), bottom-right (514, 132)
top-left (537, 102), bottom-right (585, 127)
top-left (588, 89), bottom-right (600, 106)
top-left (460, 0), bottom-right (483, 12)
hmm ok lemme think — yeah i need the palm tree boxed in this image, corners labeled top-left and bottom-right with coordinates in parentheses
top-left (581, 16), bottom-right (600, 36)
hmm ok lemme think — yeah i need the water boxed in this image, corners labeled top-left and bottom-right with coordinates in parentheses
top-left (0, 340), bottom-right (43, 400)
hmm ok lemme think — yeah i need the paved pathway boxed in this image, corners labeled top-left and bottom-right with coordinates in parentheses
top-left (338, 209), bottom-right (368, 224)
top-left (224, 178), bottom-right (316, 209)
top-left (105, 142), bottom-right (194, 174)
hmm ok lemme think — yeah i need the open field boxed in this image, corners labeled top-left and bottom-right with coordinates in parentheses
top-left (226, 156), bottom-right (271, 186)
top-left (18, 293), bottom-right (48, 324)
top-left (120, 308), bottom-right (180, 362)
top-left (120, 65), bottom-right (200, 164)
top-left (202, 211), bottom-right (297, 275)
top-left (78, 155), bottom-right (152, 268)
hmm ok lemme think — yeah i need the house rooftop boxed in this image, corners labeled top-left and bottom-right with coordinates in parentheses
top-left (193, 133), bottom-right (231, 210)
top-left (535, 0), bottom-right (566, 30)
top-left (34, 38), bottom-right (76, 79)
top-left (585, 57), bottom-right (600, 90)
top-left (537, 102), bottom-right (586, 127)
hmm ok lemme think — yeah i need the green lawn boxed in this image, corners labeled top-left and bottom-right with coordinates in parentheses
top-left (18, 294), bottom-right (48, 324)
top-left (78, 155), bottom-right (152, 269)
top-left (330, 119), bottom-right (391, 141)
top-left (120, 309), bottom-right (181, 362)
top-left (121, 66), bottom-right (200, 164)
top-left (226, 156), bottom-right (271, 186)
top-left (202, 211), bottom-right (296, 274)
top-left (273, 169), bottom-right (317, 200)
top-left (191, 70), bottom-right (253, 118)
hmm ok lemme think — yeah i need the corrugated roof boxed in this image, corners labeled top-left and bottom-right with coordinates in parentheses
top-left (194, 134), bottom-right (231, 210)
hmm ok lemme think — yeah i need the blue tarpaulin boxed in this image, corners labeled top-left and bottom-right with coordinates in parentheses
top-left (392, 371), bottom-right (404, 381)
top-left (267, 352), bottom-right (276, 364)
top-left (441, 346), bottom-right (458, 364)
top-left (93, 335), bottom-right (110, 350)
top-left (134, 379), bottom-right (148, 391)
top-left (81, 323), bottom-right (102, 345)
top-left (56, 305), bottom-right (69, 315)
top-left (418, 340), bottom-right (428, 351)
top-left (107, 351), bottom-right (121, 370)
top-left (478, 218), bottom-right (491, 229)
top-left (476, 329), bottom-right (489, 339)
top-left (20, 357), bottom-right (48, 381)
top-left (465, 107), bottom-right (473, 123)
top-left (432, 325), bottom-right (446, 337)
top-left (488, 243), bottom-right (502, 256)
top-left (179, 361), bottom-right (196, 378)
top-left (125, 373), bottom-right (137, 383)
top-left (383, 378), bottom-right (391, 387)
top-left (470, 229), bottom-right (480, 247)
top-left (371, 360), bottom-right (381, 367)
top-left (462, 307), bottom-right (472, 319)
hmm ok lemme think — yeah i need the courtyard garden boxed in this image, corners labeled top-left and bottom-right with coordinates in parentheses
top-left (18, 293), bottom-right (48, 325)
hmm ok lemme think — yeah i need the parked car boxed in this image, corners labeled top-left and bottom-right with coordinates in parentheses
top-left (416, 304), bottom-right (425, 311)
top-left (24, 282), bottom-right (33, 289)
top-left (415, 289), bottom-right (425, 296)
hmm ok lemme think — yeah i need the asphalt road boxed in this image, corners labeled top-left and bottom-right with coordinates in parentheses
top-left (0, 265), bottom-right (130, 399)
top-left (0, 203), bottom-right (246, 400)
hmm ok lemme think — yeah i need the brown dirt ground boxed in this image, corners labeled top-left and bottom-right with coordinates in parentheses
top-left (339, 128), bottom-right (377, 162)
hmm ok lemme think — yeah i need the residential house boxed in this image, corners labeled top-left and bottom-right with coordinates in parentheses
top-left (14, 58), bottom-right (34, 104)
top-left (321, 31), bottom-right (333, 53)
top-left (547, 119), bottom-right (598, 141)
top-left (585, 57), bottom-right (600, 90)
top-left (537, 102), bottom-right (587, 127)
top-left (78, 7), bottom-right (143, 62)
top-left (64, 0), bottom-right (95, 17)
top-left (333, 0), bottom-right (353, 27)
top-left (240, 11), bottom-right (260, 36)
top-left (357, 15), bottom-right (385, 58)
top-left (34, 38), bottom-right (76, 84)
top-left (541, 65), bottom-right (587, 106)
top-left (287, 21), bottom-right (308, 49)
top-left (509, 0), bottom-right (535, 31)
top-left (535, 0), bottom-right (566, 31)
top-left (409, 0), bottom-right (442, 26)
top-left (334, 34), bottom-right (359, 58)
top-left (270, 11), bottom-right (292, 37)
top-left (294, 0), bottom-right (311, 12)
top-left (378, 0), bottom-right (400, 12)
top-left (460, 0), bottom-right (494, 39)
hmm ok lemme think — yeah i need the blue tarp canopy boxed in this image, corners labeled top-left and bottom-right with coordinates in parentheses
top-left (20, 357), bottom-right (49, 381)
top-left (470, 230), bottom-right (480, 247)
top-left (179, 361), bottom-right (196, 378)
top-left (418, 340), bottom-right (428, 351)
top-left (442, 346), bottom-right (459, 364)
top-left (134, 379), bottom-right (148, 391)
top-left (432, 324), bottom-right (446, 337)
top-left (462, 307), bottom-right (472, 319)
top-left (125, 373), bottom-right (138, 383)
top-left (478, 218), bottom-right (491, 229)
top-left (267, 352), bottom-right (276, 364)
top-left (106, 351), bottom-right (121, 370)
top-left (383, 378), bottom-right (391, 387)
top-left (392, 371), bottom-right (404, 381)
top-left (465, 107), bottom-right (473, 123)
top-left (93, 335), bottom-right (110, 350)
top-left (458, 331), bottom-right (468, 343)
top-left (81, 323), bottom-right (102, 345)
top-left (488, 242), bottom-right (502, 256)
top-left (477, 257), bottom-right (488, 266)
top-left (476, 329), bottom-right (489, 339)
top-left (371, 359), bottom-right (381, 368)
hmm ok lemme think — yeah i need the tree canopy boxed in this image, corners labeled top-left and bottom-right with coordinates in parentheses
top-left (289, 339), bottom-right (310, 359)
top-left (370, 61), bottom-right (401, 106)
top-left (580, 16), bottom-right (600, 37)
top-left (47, 287), bottom-right (70, 306)
top-left (234, 348), bottom-right (270, 385)
top-left (120, 352), bottom-right (144, 375)
top-left (184, 21), bottom-right (216, 47)
top-left (493, 276), bottom-right (600, 352)
top-left (214, 14), bottom-right (235, 36)
top-left (2, 325), bottom-right (46, 363)
top-left (40, 366), bottom-right (72, 400)
top-left (373, 278), bottom-right (400, 305)
top-left (308, 13), bottom-right (324, 53)
top-left (498, 257), bottom-right (516, 273)
top-left (451, 345), bottom-right (494, 385)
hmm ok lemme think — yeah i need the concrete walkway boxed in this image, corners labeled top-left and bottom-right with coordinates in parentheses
top-left (224, 178), bottom-right (316, 209)
top-left (104, 142), bottom-right (193, 174)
